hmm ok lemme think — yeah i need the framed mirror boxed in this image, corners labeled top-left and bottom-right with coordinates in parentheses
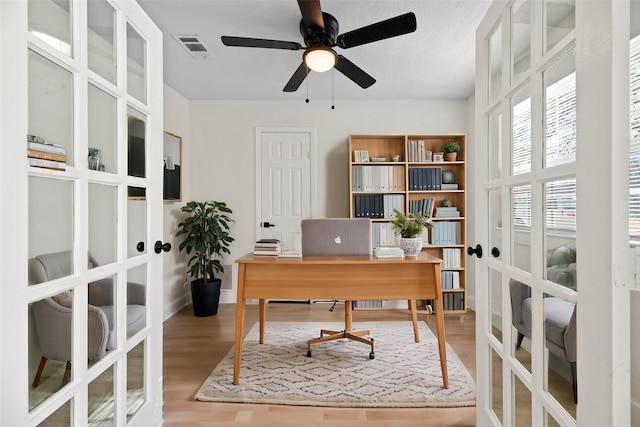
top-left (163, 132), bottom-right (182, 201)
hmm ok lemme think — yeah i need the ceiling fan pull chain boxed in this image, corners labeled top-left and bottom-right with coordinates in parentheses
top-left (305, 66), bottom-right (310, 103)
top-left (331, 68), bottom-right (335, 110)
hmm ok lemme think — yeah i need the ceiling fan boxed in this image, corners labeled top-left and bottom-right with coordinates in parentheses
top-left (221, 0), bottom-right (417, 92)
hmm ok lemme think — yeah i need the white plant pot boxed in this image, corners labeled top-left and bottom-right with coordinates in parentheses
top-left (399, 237), bottom-right (422, 257)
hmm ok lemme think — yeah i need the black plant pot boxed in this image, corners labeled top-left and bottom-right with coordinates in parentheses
top-left (191, 278), bottom-right (222, 317)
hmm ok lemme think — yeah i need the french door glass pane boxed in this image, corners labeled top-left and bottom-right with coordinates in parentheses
top-left (88, 365), bottom-right (115, 426)
top-left (28, 177), bottom-right (74, 269)
top-left (511, 0), bottom-right (531, 82)
top-left (490, 348), bottom-right (504, 424)
top-left (489, 24), bottom-right (502, 104)
top-left (511, 185), bottom-right (531, 273)
top-left (128, 114), bottom-right (146, 181)
top-left (28, 0), bottom-right (72, 56)
top-left (513, 373), bottom-right (532, 425)
top-left (127, 264), bottom-right (147, 329)
top-left (510, 278), bottom-right (532, 374)
top-left (489, 268), bottom-right (503, 343)
top-left (542, 296), bottom-right (577, 420)
top-left (488, 189), bottom-right (502, 261)
top-left (488, 109), bottom-right (503, 180)
top-left (629, 26), bottom-right (640, 241)
top-left (127, 193), bottom-right (147, 258)
top-left (511, 85), bottom-right (531, 175)
top-left (545, 0), bottom-right (575, 53)
top-left (544, 179), bottom-right (577, 290)
top-left (127, 24), bottom-right (147, 103)
top-left (88, 0), bottom-right (116, 84)
top-left (29, 294), bottom-right (73, 411)
top-left (544, 51), bottom-right (576, 168)
top-left (28, 50), bottom-right (74, 166)
top-left (88, 85), bottom-right (117, 174)
top-left (127, 341), bottom-right (146, 421)
top-left (89, 183), bottom-right (117, 266)
top-left (88, 273), bottom-right (117, 370)
top-left (37, 398), bottom-right (72, 426)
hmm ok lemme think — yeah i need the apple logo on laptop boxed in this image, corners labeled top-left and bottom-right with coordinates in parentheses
top-left (334, 236), bottom-right (342, 244)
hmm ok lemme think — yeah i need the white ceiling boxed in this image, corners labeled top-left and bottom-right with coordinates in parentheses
top-left (137, 0), bottom-right (492, 101)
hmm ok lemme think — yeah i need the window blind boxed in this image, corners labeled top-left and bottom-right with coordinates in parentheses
top-left (629, 34), bottom-right (640, 241)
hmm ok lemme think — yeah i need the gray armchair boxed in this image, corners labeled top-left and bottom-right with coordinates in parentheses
top-left (510, 241), bottom-right (577, 403)
top-left (30, 251), bottom-right (146, 387)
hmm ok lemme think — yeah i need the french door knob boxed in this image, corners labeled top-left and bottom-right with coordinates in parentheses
top-left (154, 240), bottom-right (171, 254)
top-left (491, 247), bottom-right (500, 258)
top-left (467, 244), bottom-right (483, 258)
top-left (262, 222), bottom-right (275, 228)
top-left (136, 242), bottom-right (145, 252)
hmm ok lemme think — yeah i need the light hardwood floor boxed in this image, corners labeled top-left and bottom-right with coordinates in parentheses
top-left (163, 302), bottom-right (477, 427)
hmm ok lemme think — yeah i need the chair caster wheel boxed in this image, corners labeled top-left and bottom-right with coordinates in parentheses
top-left (306, 350), bottom-right (312, 357)
top-left (369, 352), bottom-right (375, 359)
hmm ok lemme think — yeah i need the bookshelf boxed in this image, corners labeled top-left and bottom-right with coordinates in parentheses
top-left (349, 134), bottom-right (467, 314)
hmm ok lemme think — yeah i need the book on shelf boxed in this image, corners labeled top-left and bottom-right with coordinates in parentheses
top-left (434, 207), bottom-right (460, 218)
top-left (278, 250), bottom-right (302, 258)
top-left (27, 149), bottom-right (67, 162)
top-left (28, 157), bottom-right (66, 171)
top-left (27, 141), bottom-right (66, 155)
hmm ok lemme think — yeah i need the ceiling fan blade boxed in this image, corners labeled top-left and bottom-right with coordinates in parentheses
top-left (283, 62), bottom-right (310, 92)
top-left (221, 36), bottom-right (302, 50)
top-left (336, 12), bottom-right (417, 49)
top-left (297, 0), bottom-right (324, 30)
top-left (334, 55), bottom-right (376, 89)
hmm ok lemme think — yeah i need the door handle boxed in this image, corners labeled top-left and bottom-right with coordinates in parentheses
top-left (136, 242), bottom-right (145, 252)
top-left (262, 222), bottom-right (275, 228)
top-left (154, 240), bottom-right (172, 254)
top-left (491, 247), bottom-right (500, 258)
top-left (467, 244), bottom-right (483, 258)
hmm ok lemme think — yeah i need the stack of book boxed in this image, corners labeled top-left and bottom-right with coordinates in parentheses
top-left (434, 206), bottom-right (460, 218)
top-left (253, 239), bottom-right (282, 256)
top-left (27, 135), bottom-right (66, 171)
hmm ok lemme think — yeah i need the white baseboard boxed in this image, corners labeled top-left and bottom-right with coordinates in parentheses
top-left (164, 295), bottom-right (187, 321)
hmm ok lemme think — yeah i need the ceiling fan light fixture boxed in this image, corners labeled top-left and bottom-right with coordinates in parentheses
top-left (304, 47), bottom-right (337, 72)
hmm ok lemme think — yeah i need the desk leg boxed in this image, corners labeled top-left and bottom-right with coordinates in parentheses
top-left (433, 265), bottom-right (449, 389)
top-left (409, 300), bottom-right (419, 343)
top-left (233, 265), bottom-right (247, 386)
top-left (259, 299), bottom-right (266, 344)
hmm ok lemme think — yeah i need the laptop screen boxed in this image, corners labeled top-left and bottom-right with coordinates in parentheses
top-left (301, 218), bottom-right (372, 256)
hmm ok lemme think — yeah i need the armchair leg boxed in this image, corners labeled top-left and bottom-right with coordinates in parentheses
top-left (32, 356), bottom-right (47, 388)
top-left (516, 332), bottom-right (525, 349)
top-left (570, 361), bottom-right (577, 404)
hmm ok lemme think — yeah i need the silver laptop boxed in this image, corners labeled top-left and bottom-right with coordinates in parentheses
top-left (301, 218), bottom-right (372, 256)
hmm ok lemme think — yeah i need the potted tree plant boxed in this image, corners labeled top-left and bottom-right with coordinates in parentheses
top-left (391, 209), bottom-right (432, 257)
top-left (175, 201), bottom-right (234, 316)
top-left (442, 141), bottom-right (461, 161)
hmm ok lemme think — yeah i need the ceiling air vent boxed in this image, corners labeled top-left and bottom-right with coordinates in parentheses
top-left (172, 34), bottom-right (214, 59)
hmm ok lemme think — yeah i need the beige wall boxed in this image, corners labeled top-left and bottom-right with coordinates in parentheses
top-left (187, 99), bottom-right (473, 303)
top-left (162, 84), bottom-right (191, 319)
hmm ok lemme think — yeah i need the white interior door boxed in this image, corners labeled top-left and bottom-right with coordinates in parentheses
top-left (0, 1), bottom-right (164, 425)
top-left (255, 127), bottom-right (316, 250)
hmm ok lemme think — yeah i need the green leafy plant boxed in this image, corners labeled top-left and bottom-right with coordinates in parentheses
top-left (391, 209), bottom-right (432, 238)
top-left (175, 201), bottom-right (234, 283)
top-left (442, 142), bottom-right (461, 154)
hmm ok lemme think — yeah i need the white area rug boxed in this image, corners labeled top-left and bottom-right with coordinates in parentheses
top-left (195, 321), bottom-right (475, 407)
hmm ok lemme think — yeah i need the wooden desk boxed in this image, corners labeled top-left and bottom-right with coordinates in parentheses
top-left (233, 252), bottom-right (447, 388)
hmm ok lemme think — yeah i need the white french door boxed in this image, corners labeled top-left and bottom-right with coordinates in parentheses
top-left (0, 1), bottom-right (164, 425)
top-left (474, 1), bottom-right (632, 426)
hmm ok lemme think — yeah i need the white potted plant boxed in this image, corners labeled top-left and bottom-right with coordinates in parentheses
top-left (391, 209), bottom-right (432, 257)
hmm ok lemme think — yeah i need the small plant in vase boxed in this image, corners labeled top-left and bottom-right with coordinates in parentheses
top-left (391, 209), bottom-right (432, 257)
top-left (442, 142), bottom-right (461, 161)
